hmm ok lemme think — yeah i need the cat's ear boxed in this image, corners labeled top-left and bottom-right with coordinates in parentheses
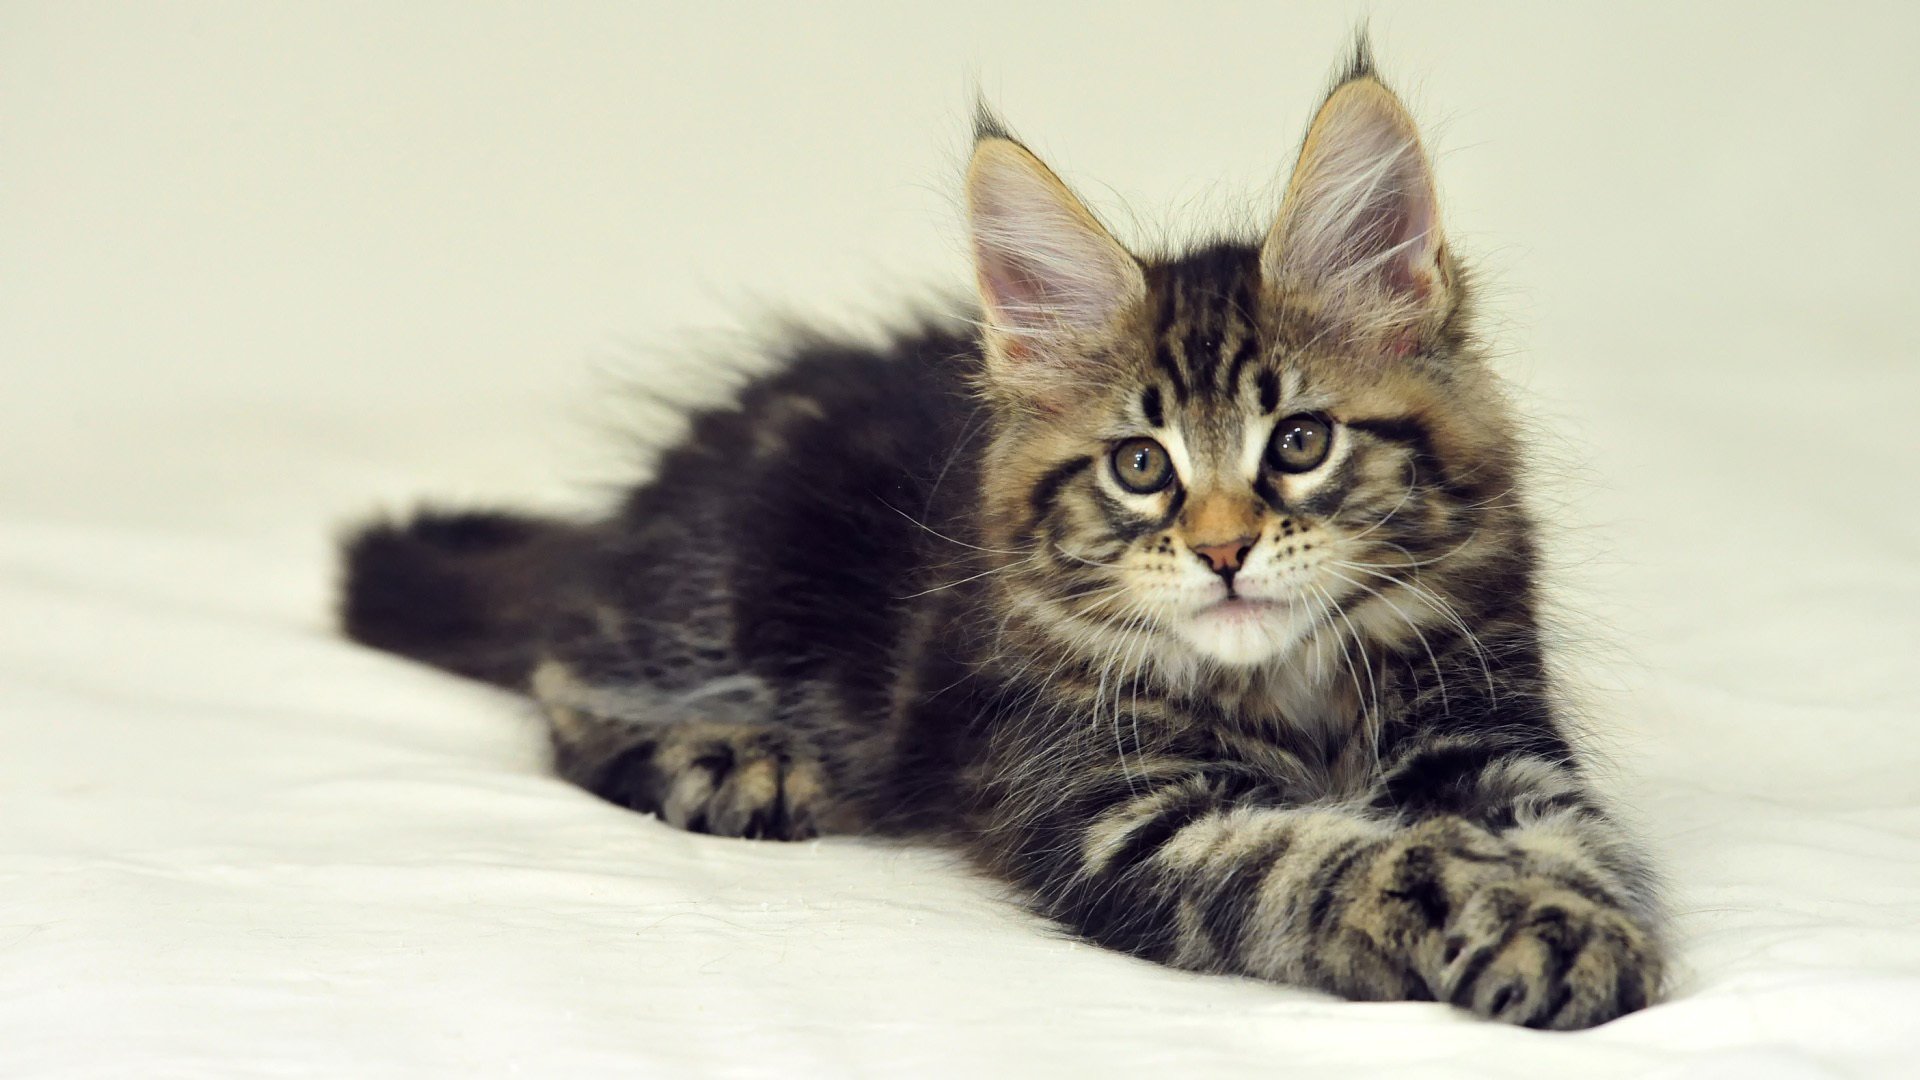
top-left (1262, 57), bottom-right (1451, 350)
top-left (966, 120), bottom-right (1144, 402)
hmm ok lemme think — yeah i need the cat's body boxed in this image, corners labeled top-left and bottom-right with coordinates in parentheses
top-left (341, 45), bottom-right (1666, 1029)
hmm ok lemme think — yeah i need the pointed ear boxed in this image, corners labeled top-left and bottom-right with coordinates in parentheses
top-left (966, 133), bottom-right (1145, 400)
top-left (1262, 72), bottom-right (1450, 348)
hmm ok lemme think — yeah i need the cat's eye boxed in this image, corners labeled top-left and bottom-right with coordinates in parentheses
top-left (1110, 437), bottom-right (1174, 494)
top-left (1266, 414), bottom-right (1333, 473)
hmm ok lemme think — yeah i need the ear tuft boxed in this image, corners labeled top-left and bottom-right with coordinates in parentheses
top-left (1337, 23), bottom-right (1378, 86)
top-left (972, 98), bottom-right (1013, 144)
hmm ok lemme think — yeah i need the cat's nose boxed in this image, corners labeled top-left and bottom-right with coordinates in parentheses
top-left (1192, 537), bottom-right (1255, 577)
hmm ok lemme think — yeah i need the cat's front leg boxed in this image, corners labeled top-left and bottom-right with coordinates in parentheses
top-left (1000, 764), bottom-right (1662, 1028)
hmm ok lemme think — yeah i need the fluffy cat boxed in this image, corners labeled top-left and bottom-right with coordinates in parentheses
top-left (340, 42), bottom-right (1667, 1029)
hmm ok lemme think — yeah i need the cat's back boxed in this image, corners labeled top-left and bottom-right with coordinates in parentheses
top-left (610, 317), bottom-right (988, 695)
top-left (622, 317), bottom-right (984, 519)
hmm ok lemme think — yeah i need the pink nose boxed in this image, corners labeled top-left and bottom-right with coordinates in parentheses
top-left (1192, 538), bottom-right (1255, 575)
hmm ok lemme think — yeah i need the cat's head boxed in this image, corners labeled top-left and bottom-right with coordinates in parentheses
top-left (967, 49), bottom-right (1525, 679)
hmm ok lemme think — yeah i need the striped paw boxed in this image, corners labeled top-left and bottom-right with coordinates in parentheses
top-left (1427, 876), bottom-right (1662, 1030)
top-left (593, 720), bottom-right (828, 841)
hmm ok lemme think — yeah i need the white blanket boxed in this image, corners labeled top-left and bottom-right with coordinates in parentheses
top-left (4, 4), bottom-right (1917, 1076)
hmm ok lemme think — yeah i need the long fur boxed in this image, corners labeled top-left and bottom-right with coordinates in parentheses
top-left (339, 45), bottom-right (1666, 1029)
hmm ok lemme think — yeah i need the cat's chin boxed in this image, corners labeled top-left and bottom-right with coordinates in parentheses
top-left (1174, 597), bottom-right (1314, 667)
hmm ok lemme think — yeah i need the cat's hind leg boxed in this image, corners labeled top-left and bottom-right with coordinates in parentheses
top-left (532, 660), bottom-right (829, 841)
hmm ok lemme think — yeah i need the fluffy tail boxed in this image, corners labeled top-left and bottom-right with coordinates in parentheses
top-left (338, 507), bottom-right (587, 689)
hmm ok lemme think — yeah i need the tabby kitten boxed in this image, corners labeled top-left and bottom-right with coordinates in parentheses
top-left (341, 44), bottom-right (1666, 1029)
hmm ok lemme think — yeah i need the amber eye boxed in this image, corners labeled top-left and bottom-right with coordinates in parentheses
top-left (1110, 437), bottom-right (1174, 494)
top-left (1266, 414), bottom-right (1333, 473)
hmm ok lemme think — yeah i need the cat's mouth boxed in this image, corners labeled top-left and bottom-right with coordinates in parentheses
top-left (1173, 592), bottom-right (1315, 666)
top-left (1194, 595), bottom-right (1290, 621)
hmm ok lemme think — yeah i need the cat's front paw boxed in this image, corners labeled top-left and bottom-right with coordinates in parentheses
top-left (1426, 877), bottom-right (1662, 1030)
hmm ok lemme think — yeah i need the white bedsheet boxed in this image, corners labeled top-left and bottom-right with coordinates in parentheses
top-left (4, 3), bottom-right (1918, 1076)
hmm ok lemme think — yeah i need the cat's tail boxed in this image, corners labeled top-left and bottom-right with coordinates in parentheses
top-left (338, 507), bottom-right (588, 690)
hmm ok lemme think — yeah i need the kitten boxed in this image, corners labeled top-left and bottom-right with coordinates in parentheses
top-left (340, 41), bottom-right (1666, 1029)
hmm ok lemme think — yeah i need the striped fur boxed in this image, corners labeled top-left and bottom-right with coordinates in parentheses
top-left (338, 40), bottom-right (1666, 1029)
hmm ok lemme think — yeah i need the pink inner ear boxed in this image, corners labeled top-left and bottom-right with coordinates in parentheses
top-left (977, 252), bottom-right (1051, 326)
top-left (975, 230), bottom-right (1134, 345)
top-left (1339, 158), bottom-right (1436, 302)
top-left (1381, 202), bottom-right (1436, 301)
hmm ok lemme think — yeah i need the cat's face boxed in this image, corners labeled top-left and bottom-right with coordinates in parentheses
top-left (982, 257), bottom-right (1510, 674)
top-left (969, 76), bottom-right (1516, 675)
